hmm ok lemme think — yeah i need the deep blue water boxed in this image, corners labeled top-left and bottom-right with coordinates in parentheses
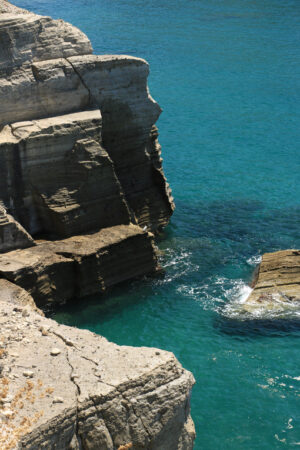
top-left (14, 0), bottom-right (300, 448)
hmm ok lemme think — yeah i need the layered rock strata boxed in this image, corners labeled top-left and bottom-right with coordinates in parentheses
top-left (0, 3), bottom-right (195, 448)
top-left (0, 4), bottom-right (194, 448)
top-left (243, 249), bottom-right (300, 314)
top-left (0, 281), bottom-right (195, 449)
top-left (0, 224), bottom-right (158, 310)
top-left (0, 110), bottom-right (130, 237)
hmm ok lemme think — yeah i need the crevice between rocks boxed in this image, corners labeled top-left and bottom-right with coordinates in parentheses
top-left (47, 329), bottom-right (81, 448)
top-left (66, 57), bottom-right (93, 107)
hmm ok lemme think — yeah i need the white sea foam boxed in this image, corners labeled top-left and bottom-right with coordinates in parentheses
top-left (246, 254), bottom-right (262, 266)
top-left (176, 276), bottom-right (253, 315)
top-left (223, 283), bottom-right (300, 320)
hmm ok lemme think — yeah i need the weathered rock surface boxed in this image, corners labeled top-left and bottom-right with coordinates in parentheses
top-left (0, 282), bottom-right (195, 449)
top-left (0, 206), bottom-right (34, 253)
top-left (242, 249), bottom-right (300, 316)
top-left (0, 7), bottom-right (92, 71)
top-left (0, 224), bottom-right (158, 309)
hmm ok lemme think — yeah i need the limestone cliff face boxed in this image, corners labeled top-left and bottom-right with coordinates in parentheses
top-left (0, 0), bottom-right (175, 297)
top-left (0, 2), bottom-right (195, 450)
top-left (0, 4), bottom-right (194, 449)
top-left (0, 3), bottom-right (174, 239)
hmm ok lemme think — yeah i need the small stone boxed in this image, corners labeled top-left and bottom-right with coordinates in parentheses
top-left (50, 348), bottom-right (61, 356)
top-left (53, 397), bottom-right (64, 404)
top-left (2, 409), bottom-right (14, 418)
top-left (39, 326), bottom-right (49, 336)
top-left (155, 351), bottom-right (160, 355)
top-left (10, 352), bottom-right (19, 358)
top-left (22, 309), bottom-right (30, 317)
top-left (1, 395), bottom-right (13, 404)
top-left (23, 370), bottom-right (34, 378)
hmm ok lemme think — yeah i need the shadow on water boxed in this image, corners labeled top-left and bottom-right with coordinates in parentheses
top-left (174, 197), bottom-right (300, 251)
top-left (215, 315), bottom-right (300, 338)
top-left (50, 274), bottom-right (161, 327)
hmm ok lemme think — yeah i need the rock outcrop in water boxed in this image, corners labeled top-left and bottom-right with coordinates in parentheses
top-left (0, 3), bottom-right (195, 449)
top-left (242, 250), bottom-right (300, 316)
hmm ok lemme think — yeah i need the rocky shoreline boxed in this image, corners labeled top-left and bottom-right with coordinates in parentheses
top-left (0, 2), bottom-right (194, 448)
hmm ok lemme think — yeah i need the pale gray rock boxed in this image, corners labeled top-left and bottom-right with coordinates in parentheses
top-left (0, 59), bottom-right (89, 125)
top-left (0, 5), bottom-right (175, 234)
top-left (68, 54), bottom-right (175, 231)
top-left (0, 283), bottom-right (195, 450)
top-left (0, 11), bottom-right (92, 71)
top-left (0, 205), bottom-right (34, 253)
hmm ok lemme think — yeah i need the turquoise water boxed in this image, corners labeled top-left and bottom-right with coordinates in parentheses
top-left (15, 0), bottom-right (300, 448)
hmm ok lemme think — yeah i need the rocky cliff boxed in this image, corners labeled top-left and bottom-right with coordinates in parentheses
top-left (0, 2), bottom-right (195, 449)
top-left (0, 0), bottom-right (175, 291)
top-left (0, 1), bottom-right (174, 243)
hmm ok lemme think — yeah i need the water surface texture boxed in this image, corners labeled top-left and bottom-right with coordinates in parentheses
top-left (15, 0), bottom-right (300, 448)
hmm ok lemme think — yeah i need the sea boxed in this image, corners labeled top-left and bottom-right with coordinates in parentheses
top-left (14, 0), bottom-right (300, 448)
